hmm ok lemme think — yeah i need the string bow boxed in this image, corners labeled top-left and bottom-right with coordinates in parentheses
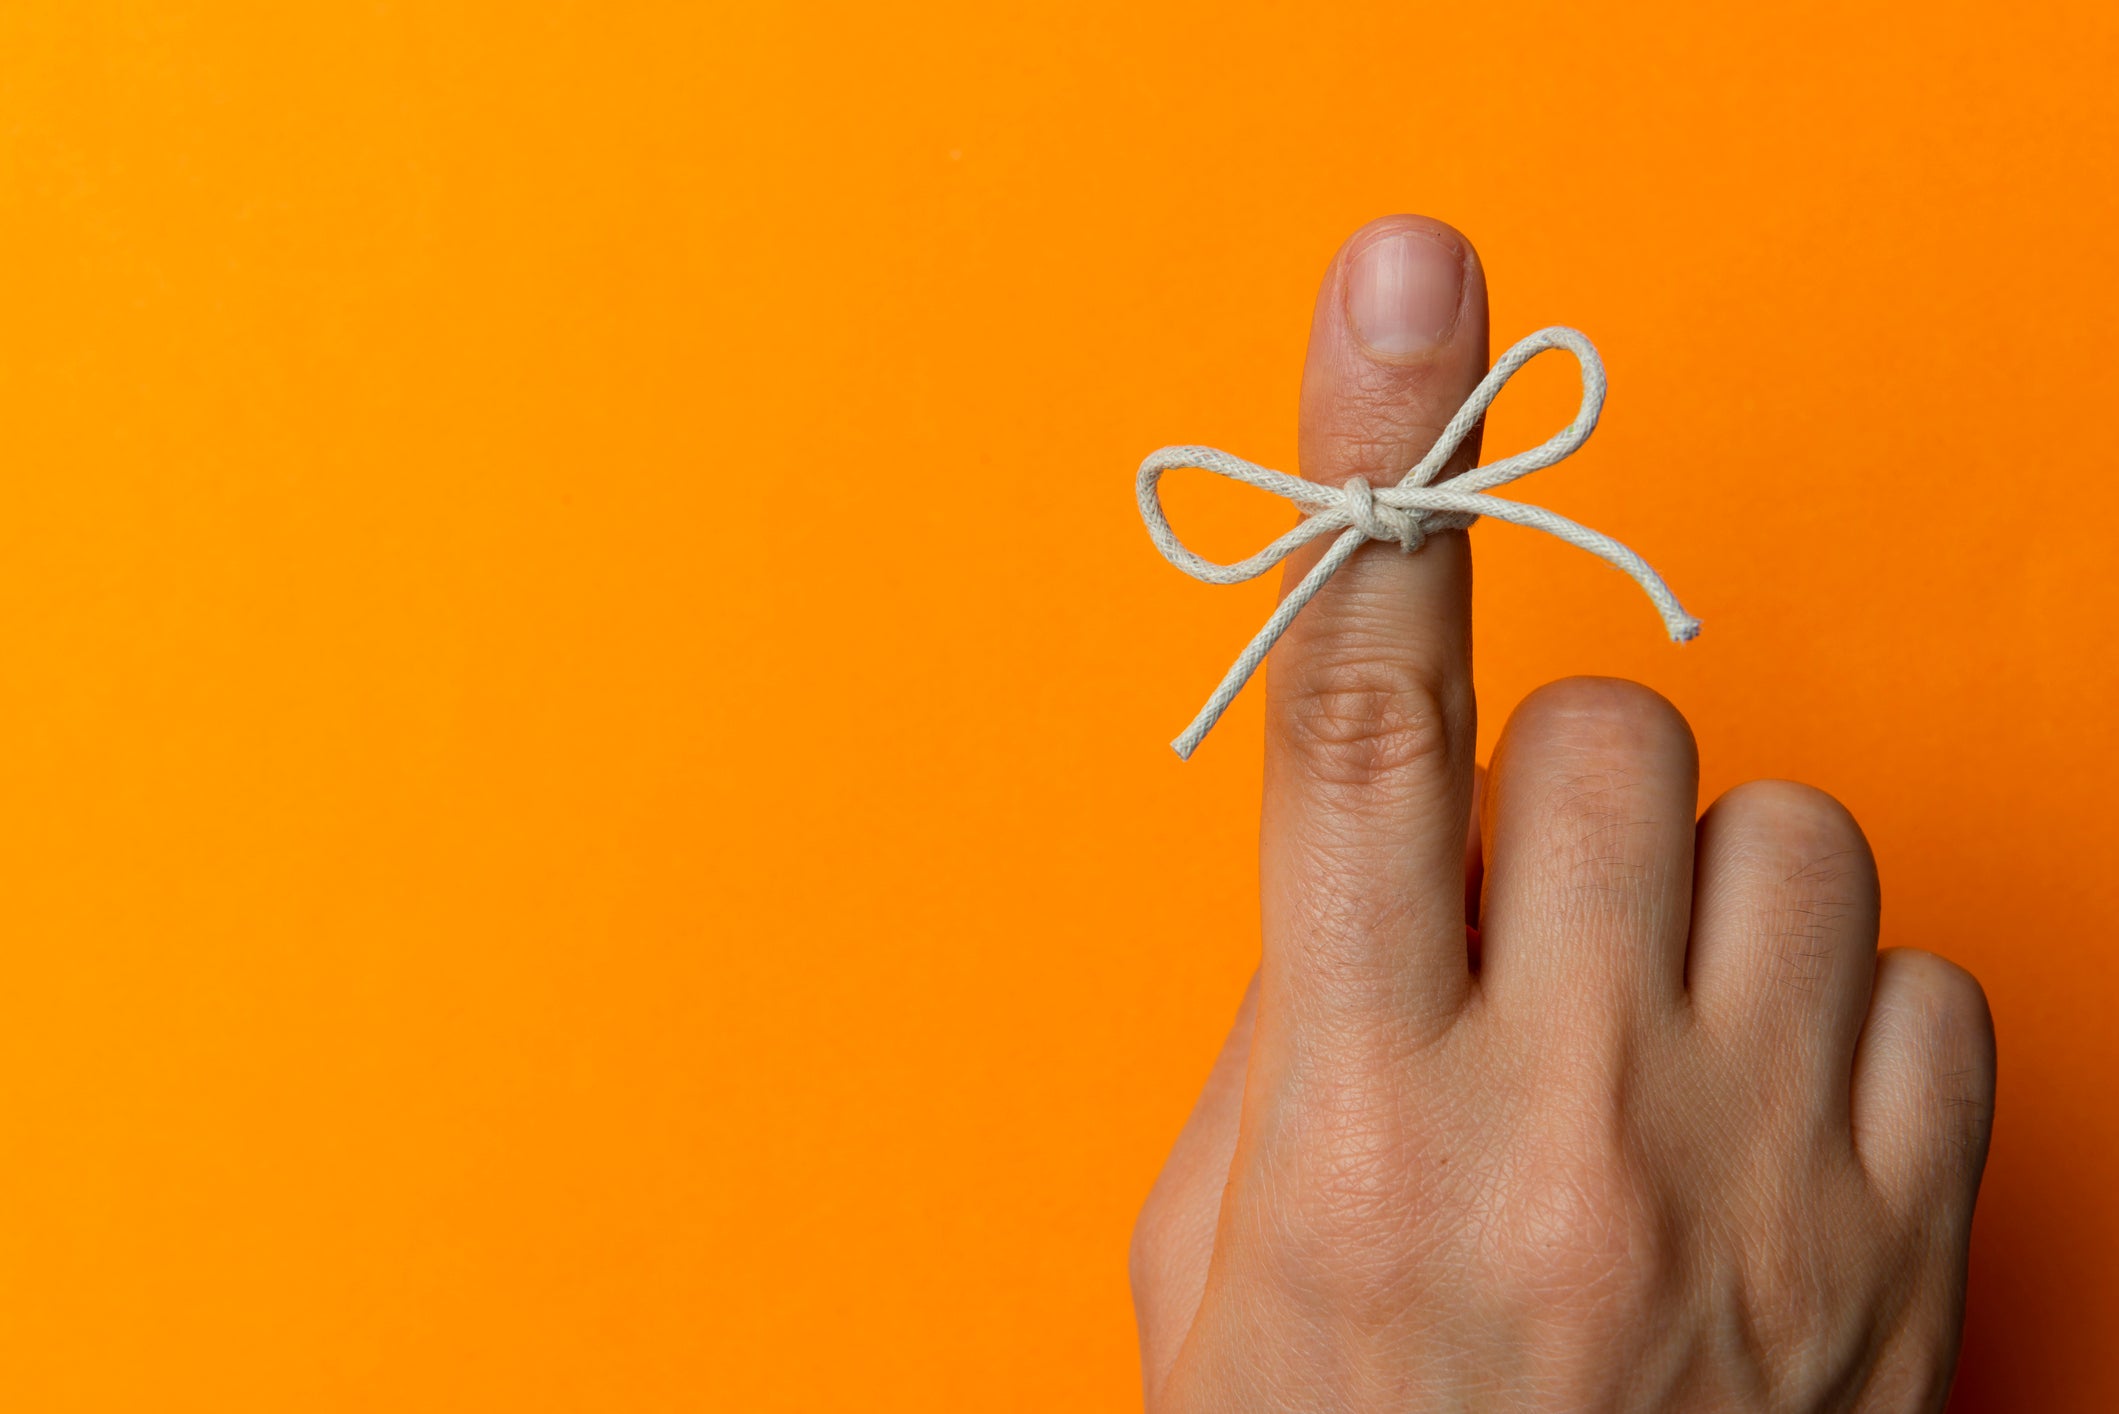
top-left (1137, 326), bottom-right (1699, 760)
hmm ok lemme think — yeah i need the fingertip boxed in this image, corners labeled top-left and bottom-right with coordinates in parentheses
top-left (1301, 217), bottom-right (1491, 487)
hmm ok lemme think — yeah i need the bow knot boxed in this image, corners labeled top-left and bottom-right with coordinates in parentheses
top-left (1341, 476), bottom-right (1424, 552)
top-left (1136, 326), bottom-right (1700, 760)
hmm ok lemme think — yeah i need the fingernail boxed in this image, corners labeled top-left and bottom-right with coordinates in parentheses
top-left (1344, 229), bottom-right (1464, 357)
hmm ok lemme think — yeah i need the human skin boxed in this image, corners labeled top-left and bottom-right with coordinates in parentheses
top-left (1128, 215), bottom-right (1996, 1411)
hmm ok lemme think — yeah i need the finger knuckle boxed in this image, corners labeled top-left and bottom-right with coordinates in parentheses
top-left (1544, 764), bottom-right (1661, 888)
top-left (1885, 948), bottom-right (1997, 1104)
top-left (1887, 948), bottom-right (1990, 1027)
top-left (1508, 676), bottom-right (1693, 761)
top-left (1863, 950), bottom-right (1998, 1198)
top-left (1274, 640), bottom-right (1467, 789)
top-left (1709, 780), bottom-right (1873, 872)
top-left (1700, 783), bottom-right (1881, 995)
top-left (1493, 678), bottom-right (1695, 904)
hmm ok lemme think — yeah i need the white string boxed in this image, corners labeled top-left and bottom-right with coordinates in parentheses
top-left (1137, 327), bottom-right (1700, 760)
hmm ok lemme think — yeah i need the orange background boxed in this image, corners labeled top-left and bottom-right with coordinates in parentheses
top-left (1, 2), bottom-right (2114, 1409)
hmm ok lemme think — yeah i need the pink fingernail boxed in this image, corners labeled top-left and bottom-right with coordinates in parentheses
top-left (1345, 229), bottom-right (1465, 357)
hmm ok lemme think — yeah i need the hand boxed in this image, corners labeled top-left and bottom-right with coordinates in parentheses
top-left (1129, 216), bottom-right (1995, 1411)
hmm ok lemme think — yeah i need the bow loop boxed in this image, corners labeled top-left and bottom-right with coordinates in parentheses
top-left (1136, 327), bottom-right (1700, 760)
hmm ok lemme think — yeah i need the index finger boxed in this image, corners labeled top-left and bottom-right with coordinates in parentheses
top-left (1258, 215), bottom-right (1491, 1045)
